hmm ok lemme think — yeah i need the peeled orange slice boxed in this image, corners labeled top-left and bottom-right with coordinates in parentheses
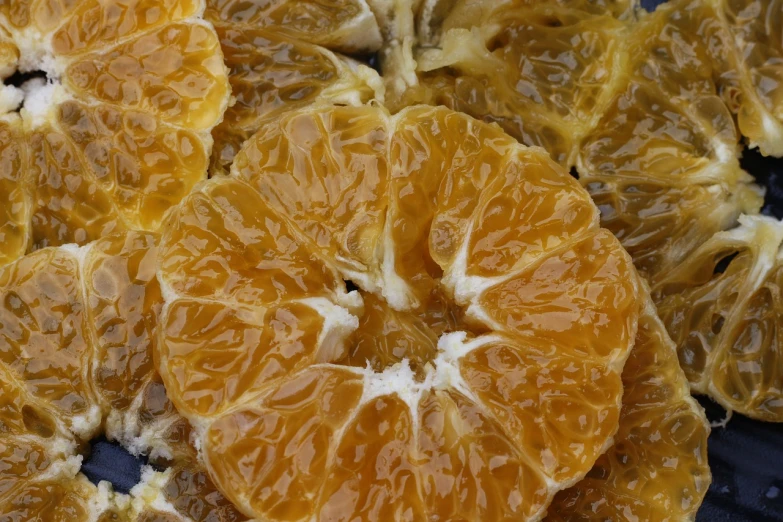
top-left (654, 215), bottom-right (783, 421)
top-left (0, 232), bottom-right (244, 521)
top-left (203, 0), bottom-right (385, 174)
top-left (547, 291), bottom-right (711, 520)
top-left (157, 103), bottom-right (642, 520)
top-left (414, 0), bottom-right (763, 281)
top-left (0, 0), bottom-right (231, 268)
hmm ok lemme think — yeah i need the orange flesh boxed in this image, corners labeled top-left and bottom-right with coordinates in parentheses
top-left (158, 104), bottom-right (642, 521)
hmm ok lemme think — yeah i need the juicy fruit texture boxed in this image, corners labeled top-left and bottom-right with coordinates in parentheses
top-left (654, 215), bottom-right (783, 421)
top-left (414, 0), bottom-right (763, 282)
top-left (408, 0), bottom-right (783, 422)
top-left (547, 294), bottom-right (711, 521)
top-left (204, 0), bottom-right (385, 174)
top-left (0, 0), bottom-right (230, 267)
top-left (157, 104), bottom-right (642, 520)
top-left (0, 232), bottom-right (245, 521)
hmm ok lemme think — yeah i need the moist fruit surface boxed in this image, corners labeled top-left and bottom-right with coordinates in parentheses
top-left (0, 0), bottom-right (231, 268)
top-left (157, 103), bottom-right (642, 521)
top-left (408, 0), bottom-right (783, 420)
top-left (203, 0), bottom-right (385, 174)
top-left (0, 231), bottom-right (245, 520)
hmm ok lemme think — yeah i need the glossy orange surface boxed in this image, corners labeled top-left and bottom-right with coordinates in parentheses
top-left (0, 0), bottom-right (230, 268)
top-left (0, 233), bottom-right (243, 520)
top-left (158, 104), bottom-right (642, 521)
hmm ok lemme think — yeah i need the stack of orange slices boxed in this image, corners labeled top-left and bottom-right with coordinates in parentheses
top-left (0, 0), bottom-right (742, 520)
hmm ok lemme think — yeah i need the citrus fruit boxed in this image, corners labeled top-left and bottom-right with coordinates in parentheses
top-left (653, 214), bottom-right (783, 421)
top-left (0, 0), bottom-right (231, 268)
top-left (157, 103), bottom-right (642, 520)
top-left (203, 0), bottom-right (386, 174)
top-left (413, 0), bottom-right (763, 281)
top-left (546, 291), bottom-right (711, 521)
top-left (0, 231), bottom-right (244, 520)
top-left (406, 0), bottom-right (783, 421)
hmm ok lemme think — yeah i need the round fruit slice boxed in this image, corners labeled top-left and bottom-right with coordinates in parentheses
top-left (157, 104), bottom-right (642, 520)
top-left (203, 0), bottom-right (385, 174)
top-left (654, 215), bottom-right (783, 421)
top-left (0, 233), bottom-right (245, 521)
top-left (0, 0), bottom-right (231, 267)
top-left (546, 292), bottom-right (711, 521)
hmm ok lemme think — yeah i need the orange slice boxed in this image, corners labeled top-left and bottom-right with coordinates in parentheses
top-left (0, 232), bottom-right (244, 520)
top-left (547, 292), bottom-right (711, 520)
top-left (654, 215), bottom-right (783, 421)
top-left (157, 104), bottom-right (641, 520)
top-left (0, 0), bottom-right (230, 268)
top-left (204, 0), bottom-right (385, 174)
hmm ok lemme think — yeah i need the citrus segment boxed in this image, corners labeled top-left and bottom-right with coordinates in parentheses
top-left (160, 299), bottom-right (334, 418)
top-left (477, 230), bottom-right (637, 357)
top-left (0, 235), bottom-right (245, 521)
top-left (0, 118), bottom-right (28, 266)
top-left (204, 0), bottom-right (384, 174)
top-left (52, 0), bottom-right (201, 55)
top-left (0, 0), bottom-right (230, 267)
top-left (157, 104), bottom-right (641, 520)
top-left (416, 388), bottom-right (550, 520)
top-left (546, 295), bottom-right (710, 521)
top-left (57, 101), bottom-right (208, 232)
top-left (318, 394), bottom-right (426, 522)
top-left (205, 367), bottom-right (364, 519)
top-left (29, 126), bottom-right (126, 250)
top-left (65, 23), bottom-right (227, 131)
top-left (459, 337), bottom-right (623, 483)
top-left (0, 247), bottom-right (99, 431)
top-left (159, 177), bottom-right (344, 306)
top-left (654, 215), bottom-right (783, 420)
top-left (719, 0), bottom-right (783, 156)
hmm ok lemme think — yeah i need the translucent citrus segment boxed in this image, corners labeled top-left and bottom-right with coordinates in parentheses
top-left (416, 387), bottom-right (552, 520)
top-left (0, 1), bottom-right (230, 267)
top-left (476, 230), bottom-right (637, 358)
top-left (159, 298), bottom-right (341, 418)
top-left (234, 106), bottom-right (391, 294)
top-left (209, 25), bottom-right (380, 174)
top-left (0, 118), bottom-right (29, 266)
top-left (0, 248), bottom-right (100, 432)
top-left (52, 0), bottom-right (201, 55)
top-left (57, 101), bottom-right (208, 232)
top-left (547, 295), bottom-right (710, 521)
top-left (0, 234), bottom-right (244, 520)
top-left (65, 22), bottom-right (228, 131)
top-left (157, 104), bottom-right (641, 520)
top-left (719, 0), bottom-right (783, 156)
top-left (318, 393), bottom-right (426, 521)
top-left (159, 177), bottom-right (346, 306)
top-left (203, 0), bottom-right (384, 175)
top-left (29, 126), bottom-right (127, 250)
top-left (415, 0), bottom-right (625, 167)
top-left (390, 105), bottom-right (517, 302)
top-left (459, 336), bottom-right (623, 483)
top-left (205, 0), bottom-right (381, 53)
top-left (654, 215), bottom-right (783, 420)
top-left (83, 232), bottom-right (160, 411)
top-left (204, 367), bottom-right (364, 519)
